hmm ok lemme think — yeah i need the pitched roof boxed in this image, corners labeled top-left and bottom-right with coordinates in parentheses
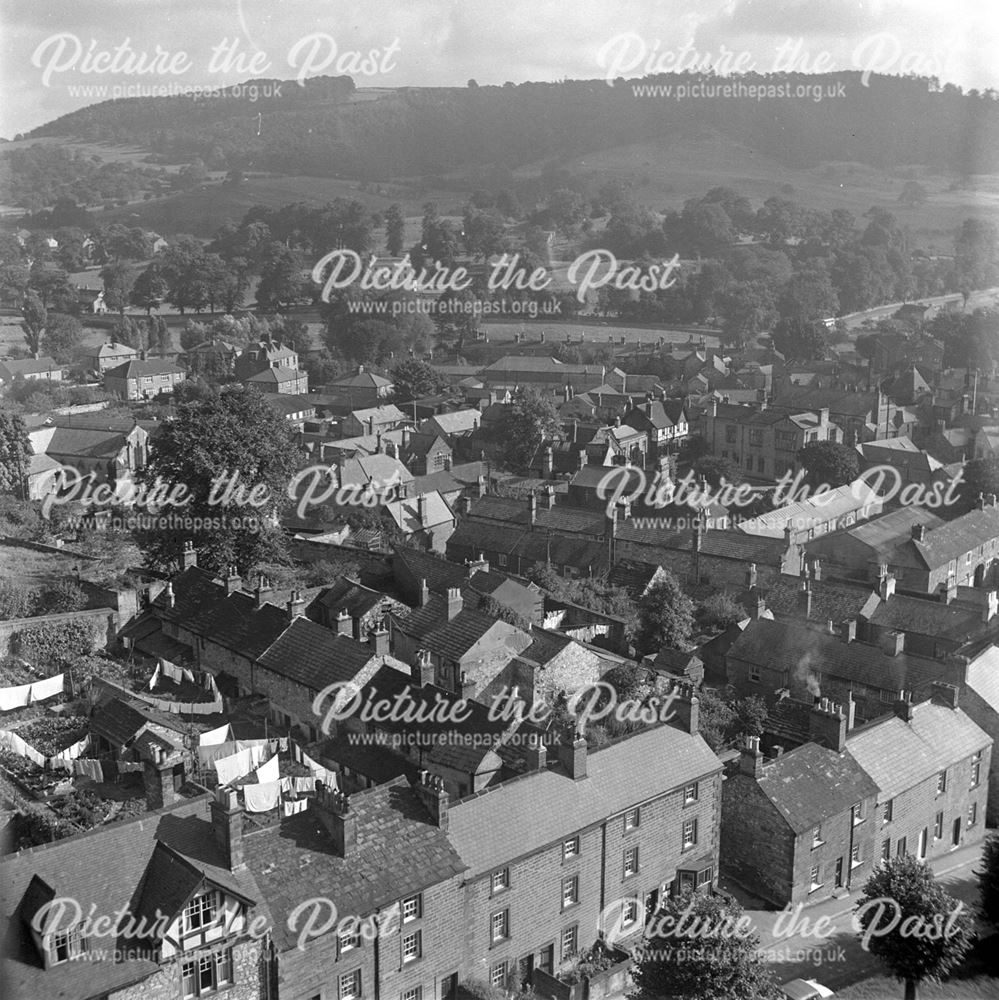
top-left (764, 577), bottom-right (881, 625)
top-left (447, 725), bottom-right (721, 877)
top-left (349, 403), bottom-right (406, 424)
top-left (384, 491), bottom-right (455, 533)
top-left (186, 590), bottom-right (291, 660)
top-left (256, 617), bottom-right (378, 691)
top-left (419, 410), bottom-right (481, 437)
top-left (831, 506), bottom-right (945, 557)
top-left (393, 545), bottom-right (468, 594)
top-left (728, 619), bottom-right (947, 694)
top-left (245, 366), bottom-right (303, 384)
top-left (329, 370), bottom-right (393, 389)
top-left (901, 505), bottom-right (999, 570)
top-left (338, 453), bottom-right (413, 489)
top-left (105, 359), bottom-right (186, 379)
top-left (867, 592), bottom-right (995, 645)
top-left (846, 700), bottom-right (991, 800)
top-left (736, 483), bottom-right (881, 538)
top-left (243, 777), bottom-right (466, 951)
top-left (753, 741), bottom-right (879, 833)
top-left (41, 426), bottom-right (129, 459)
top-left (1, 796), bottom-right (260, 1000)
top-left (0, 357), bottom-right (60, 378)
top-left (396, 594), bottom-right (530, 661)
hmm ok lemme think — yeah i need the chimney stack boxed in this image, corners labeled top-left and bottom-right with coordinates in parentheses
top-left (209, 787), bottom-right (244, 869)
top-left (524, 733), bottom-right (547, 771)
top-left (416, 494), bottom-right (427, 527)
top-left (808, 699), bottom-right (847, 752)
top-left (418, 578), bottom-right (430, 608)
top-left (746, 563), bottom-right (757, 588)
top-left (558, 730), bottom-right (587, 781)
top-left (542, 447), bottom-right (554, 477)
top-left (314, 783), bottom-right (357, 856)
top-left (179, 540), bottom-right (198, 570)
top-left (911, 524), bottom-right (926, 542)
top-left (893, 691), bottom-right (915, 723)
top-left (878, 565), bottom-right (896, 600)
top-left (930, 682), bottom-right (959, 709)
top-left (164, 581), bottom-right (175, 609)
top-left (667, 680), bottom-right (699, 735)
top-left (368, 621), bottom-right (390, 656)
top-left (413, 648), bottom-right (435, 687)
top-left (840, 618), bottom-right (857, 643)
top-left (142, 746), bottom-right (178, 811)
top-left (414, 770), bottom-right (449, 828)
top-left (739, 736), bottom-right (764, 778)
top-left (224, 565), bottom-right (241, 596)
top-left (336, 609), bottom-right (352, 636)
top-left (446, 587), bottom-right (463, 621)
top-left (528, 493), bottom-right (537, 526)
top-left (254, 575), bottom-right (273, 610)
top-left (287, 589), bottom-right (306, 619)
top-left (940, 573), bottom-right (957, 605)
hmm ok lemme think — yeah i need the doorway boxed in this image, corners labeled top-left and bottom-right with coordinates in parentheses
top-left (953, 817), bottom-right (962, 847)
top-left (441, 974), bottom-right (458, 1000)
top-left (834, 858), bottom-right (844, 888)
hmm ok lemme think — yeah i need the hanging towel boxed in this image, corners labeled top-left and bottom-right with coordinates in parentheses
top-left (181, 668), bottom-right (195, 684)
top-left (199, 723), bottom-right (232, 746)
top-left (243, 781), bottom-right (281, 813)
top-left (73, 758), bottom-right (103, 781)
top-left (0, 683), bottom-right (34, 712)
top-left (214, 748), bottom-right (254, 786)
top-left (282, 797), bottom-right (308, 816)
top-left (293, 775), bottom-right (316, 794)
top-left (29, 674), bottom-right (65, 703)
top-left (280, 776), bottom-right (293, 793)
top-left (148, 663), bottom-right (160, 690)
top-left (254, 753), bottom-right (280, 784)
top-left (119, 760), bottom-right (144, 773)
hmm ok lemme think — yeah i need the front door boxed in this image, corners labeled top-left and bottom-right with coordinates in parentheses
top-left (518, 954), bottom-right (534, 988)
top-left (834, 857), bottom-right (844, 888)
top-left (441, 974), bottom-right (458, 1000)
top-left (918, 828), bottom-right (928, 859)
top-left (953, 817), bottom-right (962, 846)
top-left (537, 944), bottom-right (554, 976)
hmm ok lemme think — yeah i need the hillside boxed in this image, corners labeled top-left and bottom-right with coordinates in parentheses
top-left (25, 72), bottom-right (999, 182)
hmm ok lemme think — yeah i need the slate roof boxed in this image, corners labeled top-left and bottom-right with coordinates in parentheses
top-left (256, 618), bottom-right (376, 690)
top-left (846, 700), bottom-right (991, 800)
top-left (419, 410), bottom-right (481, 437)
top-left (447, 725), bottom-right (721, 877)
top-left (831, 506), bottom-right (944, 558)
top-left (396, 595), bottom-right (529, 661)
top-left (764, 577), bottom-right (881, 625)
top-left (350, 403), bottom-right (406, 425)
top-left (728, 619), bottom-right (947, 694)
top-left (0, 357), bottom-right (60, 378)
top-left (1, 795), bottom-right (261, 1000)
top-left (384, 491), bottom-right (455, 533)
top-left (42, 426), bottom-right (129, 459)
top-left (338, 453), bottom-right (413, 489)
top-left (753, 741), bottom-right (879, 833)
top-left (329, 370), bottom-right (393, 389)
top-left (105, 359), bottom-right (186, 379)
top-left (867, 593), bottom-right (995, 645)
top-left (245, 366), bottom-right (303, 384)
top-left (186, 591), bottom-right (291, 660)
top-left (242, 777), bottom-right (466, 951)
top-left (90, 697), bottom-right (156, 747)
top-left (765, 698), bottom-right (813, 747)
top-left (772, 387), bottom-right (880, 418)
top-left (896, 505), bottom-right (999, 570)
top-left (394, 545), bottom-right (468, 594)
top-left (736, 483), bottom-right (881, 538)
top-left (307, 578), bottom-right (399, 623)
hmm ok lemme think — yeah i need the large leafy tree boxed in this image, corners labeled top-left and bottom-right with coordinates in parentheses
top-left (133, 388), bottom-right (301, 573)
top-left (630, 891), bottom-right (782, 1000)
top-left (772, 316), bottom-right (828, 362)
top-left (44, 313), bottom-right (83, 364)
top-left (855, 856), bottom-right (973, 1000)
top-left (0, 412), bottom-right (32, 498)
top-left (256, 242), bottom-right (308, 311)
top-left (798, 440), bottom-right (860, 489)
top-left (955, 456), bottom-right (999, 512)
top-left (391, 359), bottom-right (447, 402)
top-left (21, 291), bottom-right (47, 355)
top-left (101, 261), bottom-right (136, 317)
top-left (130, 264), bottom-right (168, 314)
top-left (384, 203), bottom-right (406, 256)
top-left (491, 388), bottom-right (561, 473)
top-left (634, 571), bottom-right (695, 656)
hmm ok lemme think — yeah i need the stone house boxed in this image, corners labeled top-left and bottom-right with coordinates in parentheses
top-left (720, 734), bottom-right (879, 906)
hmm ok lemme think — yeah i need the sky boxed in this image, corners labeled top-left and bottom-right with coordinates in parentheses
top-left (1, 0), bottom-right (997, 138)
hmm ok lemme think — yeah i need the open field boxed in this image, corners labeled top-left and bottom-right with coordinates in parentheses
top-left (0, 542), bottom-right (84, 588)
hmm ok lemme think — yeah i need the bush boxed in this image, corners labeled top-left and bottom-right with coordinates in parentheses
top-left (15, 617), bottom-right (106, 667)
top-left (0, 581), bottom-right (38, 621)
top-left (36, 580), bottom-right (88, 615)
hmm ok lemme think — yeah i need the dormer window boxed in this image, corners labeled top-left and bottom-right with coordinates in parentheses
top-left (183, 890), bottom-right (220, 933)
top-left (50, 926), bottom-right (85, 964)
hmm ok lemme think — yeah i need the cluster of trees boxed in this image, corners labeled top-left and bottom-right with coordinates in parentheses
top-left (27, 71), bottom-right (999, 182)
top-left (1, 145), bottom-right (152, 212)
top-left (0, 579), bottom-right (88, 621)
top-left (592, 185), bottom-right (985, 347)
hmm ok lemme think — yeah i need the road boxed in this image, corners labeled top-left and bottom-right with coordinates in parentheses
top-left (740, 841), bottom-right (985, 991)
top-left (839, 288), bottom-right (999, 332)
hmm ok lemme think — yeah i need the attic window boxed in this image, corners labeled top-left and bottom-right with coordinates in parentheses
top-left (183, 890), bottom-right (220, 933)
top-left (50, 926), bottom-right (85, 964)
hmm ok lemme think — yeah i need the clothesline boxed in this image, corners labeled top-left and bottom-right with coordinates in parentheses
top-left (0, 673), bottom-right (65, 712)
top-left (0, 729), bottom-right (90, 770)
